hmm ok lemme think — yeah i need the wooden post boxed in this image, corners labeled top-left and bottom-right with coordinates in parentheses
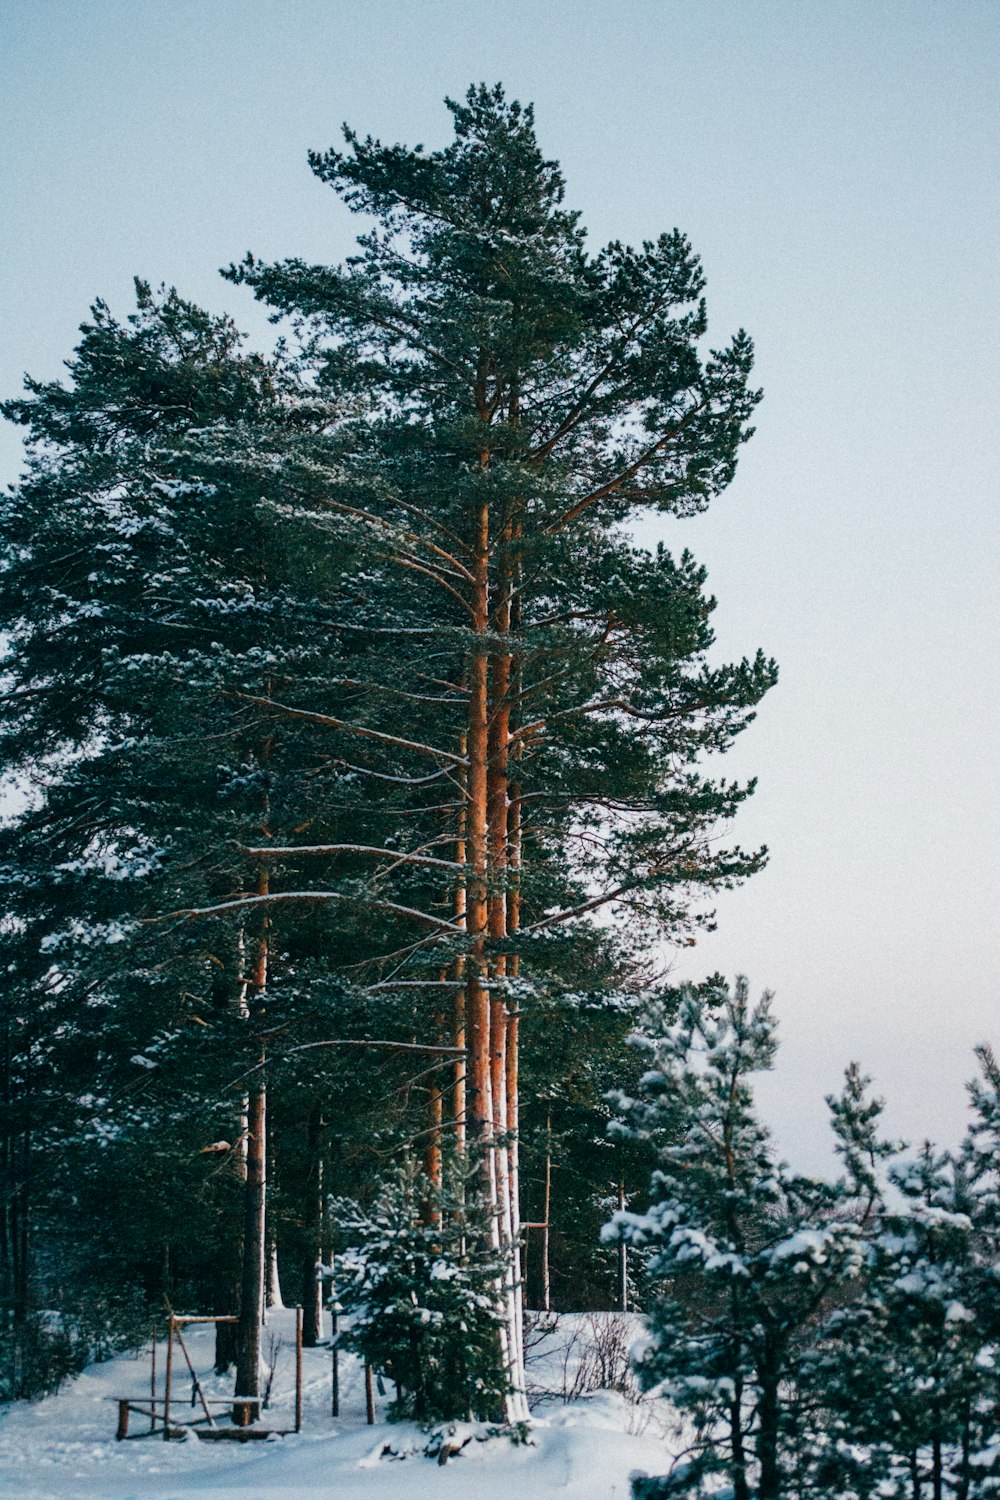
top-left (163, 1314), bottom-right (174, 1440)
top-left (365, 1360), bottom-right (375, 1426)
top-left (294, 1304), bottom-right (303, 1434)
top-left (174, 1324), bottom-right (217, 1429)
top-left (116, 1400), bottom-right (130, 1441)
top-left (150, 1326), bottom-right (157, 1432)
top-left (330, 1296), bottom-right (340, 1419)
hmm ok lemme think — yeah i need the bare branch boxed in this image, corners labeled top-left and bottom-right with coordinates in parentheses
top-left (544, 395), bottom-right (711, 533)
top-left (231, 691), bottom-right (467, 765)
top-left (226, 1037), bottom-right (466, 1090)
top-left (241, 842), bottom-right (464, 872)
top-left (154, 890), bottom-right (462, 932)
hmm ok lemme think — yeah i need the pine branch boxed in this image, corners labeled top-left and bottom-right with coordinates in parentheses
top-left (544, 394), bottom-right (711, 533)
top-left (231, 691), bottom-right (468, 765)
top-left (241, 842), bottom-right (464, 871)
top-left (155, 890), bottom-right (462, 931)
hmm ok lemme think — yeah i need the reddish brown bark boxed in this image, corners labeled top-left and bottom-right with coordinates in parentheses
top-left (464, 498), bottom-right (492, 1158)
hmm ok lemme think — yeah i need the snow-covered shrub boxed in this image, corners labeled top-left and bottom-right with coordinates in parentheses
top-left (0, 1315), bottom-right (78, 1402)
top-left (334, 1156), bottom-right (509, 1423)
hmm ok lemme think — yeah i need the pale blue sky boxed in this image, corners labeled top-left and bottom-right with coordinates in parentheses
top-left (3, 0), bottom-right (998, 1169)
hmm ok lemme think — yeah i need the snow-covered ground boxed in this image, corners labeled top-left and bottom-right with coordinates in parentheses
top-left (0, 1310), bottom-right (680, 1499)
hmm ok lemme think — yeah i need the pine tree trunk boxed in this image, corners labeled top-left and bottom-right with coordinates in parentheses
top-left (729, 1371), bottom-right (751, 1500)
top-left (908, 1449), bottom-right (923, 1500)
top-left (541, 1108), bottom-right (552, 1314)
top-left (505, 585), bottom-right (525, 1363)
top-left (486, 509), bottom-right (529, 1419)
top-left (451, 770), bottom-right (467, 1157)
top-left (265, 1238), bottom-right (283, 1310)
top-left (234, 870), bottom-right (269, 1414)
top-left (215, 933), bottom-right (250, 1374)
top-left (213, 1270), bottom-right (239, 1373)
top-left (757, 1361), bottom-right (781, 1500)
top-left (423, 1067), bottom-right (444, 1214)
top-left (300, 1106), bottom-right (324, 1347)
top-left (264, 1111), bottom-right (283, 1311)
top-left (464, 497), bottom-right (493, 1163)
top-left (235, 1072), bottom-right (266, 1408)
top-left (617, 1180), bottom-right (628, 1312)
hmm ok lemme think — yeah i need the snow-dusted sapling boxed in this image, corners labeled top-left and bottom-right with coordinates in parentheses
top-left (335, 1157), bottom-right (508, 1423)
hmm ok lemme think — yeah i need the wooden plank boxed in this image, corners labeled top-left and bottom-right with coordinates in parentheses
top-left (171, 1315), bottom-right (239, 1325)
top-left (163, 1316), bottom-right (174, 1442)
top-left (365, 1361), bottom-right (375, 1426)
top-left (196, 1427), bottom-right (293, 1441)
top-left (150, 1327), bottom-right (157, 1433)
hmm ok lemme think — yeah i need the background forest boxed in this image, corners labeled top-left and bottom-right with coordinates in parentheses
top-left (1, 80), bottom-right (999, 1500)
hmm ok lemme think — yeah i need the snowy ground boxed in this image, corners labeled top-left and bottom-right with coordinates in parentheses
top-left (0, 1310), bottom-right (681, 1499)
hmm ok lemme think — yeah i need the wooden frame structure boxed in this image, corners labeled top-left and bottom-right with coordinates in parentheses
top-left (114, 1307), bottom-right (303, 1441)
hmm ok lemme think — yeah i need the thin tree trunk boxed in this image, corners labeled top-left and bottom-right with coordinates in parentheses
top-left (235, 1072), bottom-right (266, 1408)
top-left (234, 867), bottom-right (269, 1414)
top-left (464, 497), bottom-right (493, 1163)
top-left (215, 933), bottom-right (249, 1374)
top-left (956, 1402), bottom-right (971, 1500)
top-left (301, 1106), bottom-right (324, 1347)
top-left (423, 1030), bottom-right (444, 1222)
top-left (452, 760), bottom-right (467, 1156)
top-left (541, 1107), bottom-right (552, 1314)
top-left (909, 1449), bottom-right (923, 1500)
top-left (617, 1180), bottom-right (628, 1312)
top-left (487, 507), bottom-right (530, 1419)
top-left (505, 555), bottom-right (525, 1365)
top-left (265, 1238), bottom-right (283, 1310)
top-left (757, 1362), bottom-right (781, 1500)
top-left (729, 1372), bottom-right (751, 1500)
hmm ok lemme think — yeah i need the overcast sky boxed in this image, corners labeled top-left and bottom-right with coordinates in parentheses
top-left (3, 0), bottom-right (998, 1172)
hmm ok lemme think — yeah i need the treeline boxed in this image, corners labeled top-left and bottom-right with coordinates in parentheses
top-left (0, 87), bottom-right (772, 1412)
top-left (613, 980), bottom-right (1000, 1500)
